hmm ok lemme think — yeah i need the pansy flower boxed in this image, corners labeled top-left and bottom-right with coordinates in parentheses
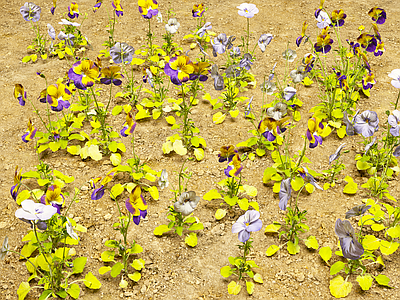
top-left (14, 84), bottom-right (27, 106)
top-left (279, 178), bottom-right (292, 211)
top-left (164, 55), bottom-right (194, 86)
top-left (393, 145), bottom-right (400, 157)
top-left (58, 32), bottom-right (75, 47)
top-left (315, 10), bottom-right (331, 28)
top-left (258, 34), bottom-right (273, 52)
top-left (283, 86), bottom-right (296, 100)
top-left (364, 136), bottom-right (377, 154)
top-left (211, 34), bottom-right (229, 56)
top-left (329, 143), bottom-right (346, 165)
top-left (266, 102), bottom-right (287, 120)
top-left (22, 119), bottom-right (37, 143)
top-left (374, 41), bottom-right (385, 56)
top-left (190, 61), bottom-right (210, 81)
top-left (174, 191), bottom-right (200, 216)
top-left (46, 83), bottom-right (72, 111)
top-left (333, 69), bottom-right (349, 91)
top-left (165, 18), bottom-right (180, 34)
top-left (298, 167), bottom-right (323, 190)
top-left (126, 186), bottom-right (147, 225)
top-left (110, 42), bottom-right (134, 64)
top-left (260, 81), bottom-right (276, 95)
top-left (68, 60), bottom-right (100, 90)
top-left (20, 2), bottom-right (41, 22)
top-left (345, 204), bottom-right (371, 219)
top-left (290, 66), bottom-right (306, 83)
top-left (314, 27), bottom-right (333, 53)
top-left (362, 72), bottom-right (375, 90)
top-left (357, 33), bottom-right (377, 53)
top-left (196, 22), bottom-right (212, 38)
top-left (232, 210), bottom-right (262, 243)
top-left (192, 3), bottom-right (205, 17)
top-left (40, 185), bottom-right (64, 214)
top-left (142, 68), bottom-right (154, 88)
top-left (47, 24), bottom-right (56, 40)
top-left (302, 53), bottom-right (315, 72)
top-left (239, 53), bottom-right (253, 71)
top-left (388, 69), bottom-right (400, 89)
top-left (368, 7), bottom-right (386, 25)
top-left (59, 19), bottom-right (80, 27)
top-left (371, 23), bottom-right (381, 41)
top-left (120, 112), bottom-right (137, 137)
top-left (282, 49), bottom-right (297, 62)
top-left (68, 2), bottom-right (79, 19)
top-left (218, 145), bottom-right (237, 162)
top-left (296, 21), bottom-right (308, 47)
top-left (93, 0), bottom-right (103, 12)
top-left (245, 96), bottom-right (253, 117)
top-left (100, 66), bottom-right (124, 86)
top-left (10, 166), bottom-right (22, 201)
top-left (354, 110), bottom-right (379, 137)
top-left (258, 116), bottom-right (290, 142)
top-left (51, 0), bottom-right (57, 14)
top-left (348, 41), bottom-right (361, 56)
top-left (237, 3), bottom-right (259, 18)
top-left (335, 219), bottom-right (364, 260)
top-left (224, 154), bottom-right (243, 177)
top-left (343, 110), bottom-right (359, 136)
top-left (388, 110), bottom-right (400, 136)
top-left (112, 0), bottom-right (123, 17)
top-left (306, 117), bottom-right (324, 148)
top-left (15, 200), bottom-right (58, 222)
top-left (331, 9), bottom-right (346, 27)
top-left (138, 0), bottom-right (158, 19)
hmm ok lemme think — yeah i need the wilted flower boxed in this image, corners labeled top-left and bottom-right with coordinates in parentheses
top-left (230, 47), bottom-right (241, 57)
top-left (214, 75), bottom-right (224, 90)
top-left (290, 66), bottom-right (306, 83)
top-left (218, 145), bottom-right (237, 162)
top-left (156, 11), bottom-right (162, 22)
top-left (192, 3), bottom-right (205, 17)
top-left (266, 102), bottom-right (287, 120)
top-left (393, 145), bottom-right (400, 157)
top-left (46, 83), bottom-right (72, 111)
top-left (237, 3), bottom-right (259, 18)
top-left (112, 0), bottom-right (123, 17)
top-left (158, 169), bottom-right (169, 190)
top-left (14, 84), bottom-right (27, 106)
top-left (138, 0), bottom-right (158, 19)
top-left (302, 53), bottom-right (315, 72)
top-left (307, 117), bottom-right (324, 148)
top-left (232, 210), bottom-right (262, 243)
top-left (225, 65), bottom-right (241, 78)
top-left (47, 24), bottom-right (56, 40)
top-left (329, 143), bottom-right (346, 165)
top-left (298, 167), bottom-right (323, 190)
top-left (258, 117), bottom-right (290, 142)
top-left (126, 186), bottom-right (148, 225)
top-left (345, 205), bottom-right (371, 219)
top-left (174, 191), bottom-right (200, 216)
top-left (58, 19), bottom-right (80, 27)
top-left (120, 112), bottom-right (137, 137)
top-left (224, 154), bottom-right (243, 177)
top-left (100, 66), bottom-right (124, 86)
top-left (343, 110), bottom-right (359, 136)
top-left (196, 22), bottom-right (212, 38)
top-left (245, 96), bottom-right (253, 117)
top-left (260, 81), bottom-right (276, 95)
top-left (354, 110), bottom-right (379, 137)
top-left (164, 55), bottom-right (194, 85)
top-left (22, 119), bottom-right (37, 143)
top-left (20, 2), bottom-right (41, 22)
top-left (279, 179), bottom-right (292, 211)
top-left (239, 53), bottom-right (253, 71)
top-left (368, 7), bottom-right (386, 25)
top-left (315, 10), bottom-right (331, 28)
top-left (110, 42), bottom-right (134, 64)
top-left (190, 61), bottom-right (210, 81)
top-left (15, 199), bottom-right (57, 221)
top-left (58, 32), bottom-right (75, 47)
top-left (0, 236), bottom-right (9, 260)
top-left (314, 27), bottom-right (333, 53)
top-left (165, 18), bottom-right (180, 34)
top-left (388, 69), bottom-right (400, 89)
top-left (66, 218), bottom-right (79, 240)
top-left (331, 9), bottom-right (346, 27)
top-left (68, 2), bottom-right (79, 19)
top-left (388, 110), bottom-right (400, 136)
top-left (68, 60), bottom-right (100, 90)
top-left (258, 34), bottom-right (273, 52)
top-left (283, 86), bottom-right (296, 100)
top-left (91, 185), bottom-right (105, 200)
top-left (364, 136), bottom-right (377, 154)
top-left (93, 0), bottom-right (102, 12)
top-left (142, 68), bottom-right (154, 88)
top-left (335, 218), bottom-right (364, 260)
top-left (282, 49), bottom-right (297, 62)
top-left (296, 21), bottom-right (308, 47)
top-left (40, 185), bottom-right (64, 214)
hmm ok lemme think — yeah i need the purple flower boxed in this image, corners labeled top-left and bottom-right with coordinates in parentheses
top-left (91, 185), bottom-right (105, 200)
top-left (125, 186), bottom-right (147, 225)
top-left (393, 145), bottom-right (400, 157)
top-left (93, 0), bottom-right (102, 12)
top-left (138, 0), bottom-right (158, 19)
top-left (232, 210), bottom-right (262, 243)
top-left (68, 2), bottom-right (79, 19)
top-left (283, 86), bottom-right (296, 100)
top-left (388, 69), bottom-right (400, 89)
top-left (331, 9), bottom-right (346, 27)
top-left (20, 2), bottom-right (41, 22)
top-left (335, 219), bottom-right (364, 260)
top-left (239, 53), bottom-right (253, 71)
top-left (110, 42), bottom-right (134, 64)
top-left (345, 205), bottom-right (371, 219)
top-left (47, 24), bottom-right (56, 40)
top-left (230, 47), bottom-right (241, 58)
top-left (58, 32), bottom-right (75, 47)
top-left (329, 143), bottom-right (346, 165)
top-left (258, 34), bottom-right (273, 52)
top-left (237, 3), bottom-right (259, 18)
top-left (211, 34), bottom-right (229, 56)
top-left (388, 110), bottom-right (400, 136)
top-left (354, 110), bottom-right (379, 137)
top-left (364, 136), bottom-right (377, 154)
top-left (315, 10), bottom-right (331, 28)
top-left (15, 200), bottom-right (57, 221)
top-left (68, 60), bottom-right (100, 90)
top-left (368, 7), bottom-right (386, 25)
top-left (218, 145), bottom-right (237, 163)
top-left (279, 179), bottom-right (291, 211)
top-left (343, 110), bottom-right (359, 136)
top-left (298, 167), bottom-right (323, 190)
top-left (196, 22), bottom-right (212, 38)
top-left (14, 84), bottom-right (27, 106)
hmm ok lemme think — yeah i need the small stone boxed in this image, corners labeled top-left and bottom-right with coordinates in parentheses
top-left (296, 273), bottom-right (305, 282)
top-left (104, 213), bottom-right (112, 221)
top-left (140, 285), bottom-right (147, 294)
top-left (0, 222), bottom-right (7, 229)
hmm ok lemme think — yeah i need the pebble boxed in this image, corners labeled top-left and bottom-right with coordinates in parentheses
top-left (296, 273), bottom-right (305, 282)
top-left (104, 213), bottom-right (112, 221)
top-left (0, 222), bottom-right (7, 229)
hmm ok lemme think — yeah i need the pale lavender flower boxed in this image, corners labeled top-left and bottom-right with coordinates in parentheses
top-left (58, 32), bottom-right (75, 47)
top-left (174, 191), bottom-right (200, 216)
top-left (290, 66), bottom-right (306, 83)
top-left (110, 42), bottom-right (134, 64)
top-left (232, 210), bottom-right (262, 242)
top-left (343, 110), bottom-right (359, 136)
top-left (47, 24), bottom-right (55, 40)
top-left (15, 200), bottom-right (57, 221)
top-left (393, 145), bottom-right (400, 157)
top-left (237, 3), bottom-right (259, 18)
top-left (315, 10), bottom-right (331, 29)
top-left (258, 34), bottom-right (273, 52)
top-left (345, 204), bottom-right (371, 219)
top-left (388, 110), bottom-right (400, 136)
top-left (261, 81), bottom-right (276, 95)
top-left (239, 53), bottom-right (253, 70)
top-left (329, 143), bottom-right (346, 165)
top-left (230, 46), bottom-right (241, 57)
top-left (245, 96), bottom-right (253, 117)
top-left (335, 218), bottom-right (364, 260)
top-left (58, 19), bottom-right (80, 27)
top-left (279, 179), bottom-right (291, 211)
top-left (20, 2), bottom-right (41, 22)
top-left (364, 136), bottom-right (377, 154)
top-left (211, 34), bottom-right (229, 56)
top-left (388, 69), bottom-right (400, 88)
top-left (283, 86), bottom-right (297, 100)
top-left (354, 110), bottom-right (379, 137)
top-left (196, 22), bottom-right (212, 38)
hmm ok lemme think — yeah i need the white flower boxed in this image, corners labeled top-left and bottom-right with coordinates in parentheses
top-left (388, 69), bottom-right (400, 88)
top-left (156, 11), bottom-right (163, 23)
top-left (316, 11), bottom-right (331, 29)
top-left (66, 218), bottom-right (79, 240)
top-left (174, 191), bottom-right (200, 216)
top-left (47, 24), bottom-right (55, 40)
top-left (158, 169), bottom-right (169, 190)
top-left (59, 19), bottom-right (80, 27)
top-left (258, 34), bottom-right (273, 52)
top-left (165, 18), bottom-right (180, 34)
top-left (15, 200), bottom-right (57, 221)
top-left (237, 3), bottom-right (259, 18)
top-left (282, 49), bottom-right (297, 62)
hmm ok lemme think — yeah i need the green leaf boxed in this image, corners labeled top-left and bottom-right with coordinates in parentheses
top-left (188, 223), bottom-right (204, 231)
top-left (264, 223), bottom-right (281, 233)
top-left (38, 291), bottom-right (52, 300)
top-left (266, 245), bottom-right (280, 256)
top-left (329, 275), bottom-right (352, 298)
top-left (246, 281), bottom-right (254, 295)
top-left (215, 209), bottom-right (227, 220)
top-left (243, 185), bottom-right (257, 197)
top-left (165, 116), bottom-right (176, 124)
top-left (362, 235), bottom-right (380, 251)
top-left (101, 250), bottom-right (115, 262)
top-left (237, 198), bottom-right (249, 210)
top-left (291, 176), bottom-right (304, 191)
top-left (330, 261), bottom-right (346, 275)
top-left (130, 243), bottom-right (143, 254)
top-left (98, 266), bottom-right (111, 275)
top-left (319, 246), bottom-right (332, 263)
top-left (135, 105), bottom-right (150, 120)
top-left (148, 186), bottom-right (159, 200)
top-left (194, 148), bottom-right (204, 161)
top-left (304, 236), bottom-right (319, 250)
top-left (220, 266), bottom-right (233, 278)
top-left (380, 240), bottom-right (399, 255)
top-left (213, 112), bottom-right (226, 124)
top-left (375, 274), bottom-right (393, 288)
top-left (227, 281), bottom-right (241, 295)
top-left (84, 272), bottom-right (102, 289)
top-left (203, 189), bottom-right (222, 201)
top-left (262, 167), bottom-right (277, 183)
top-left (386, 225), bottom-right (400, 239)
top-left (110, 153), bottom-right (122, 166)
top-left (67, 283), bottom-right (80, 299)
top-left (131, 259), bottom-right (145, 270)
top-left (173, 139), bottom-right (187, 155)
top-left (72, 257), bottom-right (87, 274)
top-left (112, 105), bottom-right (123, 116)
top-left (111, 262), bottom-right (124, 278)
top-left (229, 109), bottom-right (239, 118)
top-left (110, 184), bottom-right (124, 199)
top-left (185, 232), bottom-right (198, 247)
top-left (20, 243), bottom-right (37, 258)
top-left (17, 282), bottom-right (30, 300)
top-left (356, 275), bottom-right (373, 291)
top-left (16, 190), bottom-right (31, 205)
top-left (287, 241), bottom-right (300, 255)
top-left (128, 272), bottom-right (141, 282)
top-left (343, 176), bottom-right (358, 194)
top-left (153, 224), bottom-right (171, 236)
top-left (253, 273), bottom-right (263, 283)
top-left (356, 160), bottom-right (371, 171)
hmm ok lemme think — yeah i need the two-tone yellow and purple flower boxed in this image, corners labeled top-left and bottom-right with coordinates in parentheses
top-left (190, 61), bottom-right (210, 81)
top-left (14, 84), bottom-right (27, 106)
top-left (22, 119), bottom-right (37, 143)
top-left (120, 112), bottom-right (137, 137)
top-left (314, 27), bottom-right (333, 53)
top-left (224, 154), bottom-right (243, 178)
top-left (68, 2), bottom-right (79, 19)
top-left (306, 117), bottom-right (324, 148)
top-left (368, 7), bottom-right (386, 25)
top-left (46, 83), bottom-right (72, 111)
top-left (142, 68), bottom-right (154, 88)
top-left (218, 145), bottom-right (237, 163)
top-left (302, 53), bottom-right (315, 72)
top-left (333, 68), bottom-right (349, 91)
top-left (192, 3), bottom-right (205, 17)
top-left (164, 55), bottom-right (194, 85)
top-left (357, 33), bottom-right (377, 53)
top-left (362, 72), bottom-right (375, 90)
top-left (297, 167), bottom-right (323, 190)
top-left (51, 0), bottom-right (57, 14)
top-left (126, 186), bottom-right (147, 225)
top-left (40, 185), bottom-right (64, 214)
top-left (138, 0), bottom-right (158, 19)
top-left (68, 59), bottom-right (100, 90)
top-left (112, 0), bottom-right (123, 17)
top-left (258, 116), bottom-right (290, 142)
top-left (100, 66), bottom-right (124, 86)
top-left (93, 0), bottom-right (103, 12)
top-left (331, 9), bottom-right (346, 27)
top-left (296, 21), bottom-right (308, 47)
top-left (10, 166), bottom-right (22, 201)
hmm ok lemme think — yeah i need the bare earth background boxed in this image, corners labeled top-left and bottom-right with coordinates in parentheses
top-left (1, 0), bottom-right (400, 299)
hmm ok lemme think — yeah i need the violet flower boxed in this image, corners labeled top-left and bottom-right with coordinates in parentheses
top-left (239, 53), bottom-right (253, 71)
top-left (345, 205), bottom-right (371, 219)
top-left (196, 22), bottom-right (212, 38)
top-left (279, 179), bottom-right (291, 211)
top-left (354, 110), bottom-right (379, 137)
top-left (343, 110), bottom-right (359, 136)
top-left (335, 218), bottom-right (364, 260)
top-left (258, 34), bottom-right (273, 52)
top-left (364, 136), bottom-right (377, 154)
top-left (15, 200), bottom-right (57, 222)
top-left (20, 2), bottom-right (41, 22)
top-left (232, 210), bottom-right (262, 243)
top-left (283, 86), bottom-right (296, 100)
top-left (237, 3), bottom-right (259, 18)
top-left (315, 10), bottom-right (331, 28)
top-left (211, 34), bottom-right (229, 56)
top-left (329, 143), bottom-right (346, 165)
top-left (110, 42), bottom-right (134, 64)
top-left (388, 110), bottom-right (400, 136)
top-left (91, 185), bottom-right (105, 200)
top-left (388, 69), bottom-right (400, 89)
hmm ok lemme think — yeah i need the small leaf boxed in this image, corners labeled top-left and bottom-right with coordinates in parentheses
top-left (246, 281), bottom-right (254, 295)
top-left (287, 241), bottom-right (300, 255)
top-left (67, 283), bottom-right (80, 299)
top-left (17, 282), bottom-right (31, 300)
top-left (84, 272), bottom-right (102, 289)
top-left (264, 223), bottom-right (281, 233)
top-left (329, 275), bottom-right (352, 298)
top-left (253, 273), bottom-right (263, 283)
top-left (101, 250), bottom-right (115, 262)
top-left (111, 262), bottom-right (124, 278)
top-left (72, 257), bottom-right (87, 274)
top-left (243, 185), bottom-right (257, 197)
top-left (227, 281), bottom-right (241, 295)
top-left (266, 245), bottom-right (279, 256)
top-left (343, 176), bottom-right (358, 194)
top-left (380, 240), bottom-right (399, 255)
top-left (185, 232), bottom-right (198, 247)
top-left (194, 148), bottom-right (204, 161)
top-left (173, 139), bottom-right (187, 155)
top-left (229, 109), bottom-right (239, 118)
top-left (220, 266), bottom-right (232, 278)
top-left (304, 236), bottom-right (319, 250)
top-left (203, 189), bottom-right (222, 201)
top-left (110, 153), bottom-right (121, 166)
top-left (375, 274), bottom-right (393, 288)
top-left (213, 112), bottom-right (226, 124)
top-left (98, 266), bottom-right (111, 275)
top-left (153, 224), bottom-right (171, 236)
top-left (330, 261), bottom-right (346, 275)
top-left (112, 105), bottom-right (123, 116)
top-left (165, 116), bottom-right (176, 124)
top-left (215, 209), bottom-right (227, 220)
top-left (256, 148), bottom-right (266, 157)
top-left (131, 259), bottom-right (145, 270)
top-left (356, 275), bottom-right (373, 291)
top-left (319, 246), bottom-right (332, 263)
top-left (128, 272), bottom-right (141, 282)
top-left (148, 186), bottom-right (159, 200)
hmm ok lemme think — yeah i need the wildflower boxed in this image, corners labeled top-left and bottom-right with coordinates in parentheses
top-left (196, 22), bottom-right (212, 38)
top-left (142, 68), bottom-right (154, 88)
top-left (211, 33), bottom-right (229, 56)
top-left (224, 154), bottom-right (243, 177)
top-left (156, 11), bottom-right (162, 22)
top-left (15, 199), bottom-right (58, 222)
top-left (230, 47), bottom-right (241, 57)
top-left (192, 3), bottom-right (205, 17)
top-left (282, 49), bottom-right (297, 62)
top-left (51, 0), bottom-right (57, 14)
top-left (368, 7), bottom-right (386, 25)
top-left (100, 66), bottom-right (124, 86)
top-left (93, 0), bottom-right (103, 12)
top-left (47, 24), bottom-right (56, 40)
top-left (302, 53), bottom-right (315, 72)
top-left (58, 32), bottom-right (75, 47)
top-left (22, 119), bottom-right (37, 143)
top-left (357, 33), bottom-right (377, 53)
top-left (315, 10), bottom-right (331, 28)
top-left (165, 18), bottom-right (180, 34)
top-left (279, 178), bottom-right (292, 211)
top-left (266, 102), bottom-right (287, 120)
top-left (345, 205), bottom-right (371, 219)
top-left (110, 42), bottom-right (134, 64)
top-left (306, 117), bottom-right (324, 148)
top-left (331, 9), bottom-right (346, 27)
top-left (232, 210), bottom-right (262, 243)
top-left (174, 191), bottom-right (200, 216)
top-left (388, 110), bottom-right (400, 136)
top-left (245, 96), bottom-right (253, 117)
top-left (225, 65), bottom-right (241, 78)
top-left (0, 236), bottom-right (9, 260)
top-left (388, 69), bottom-right (400, 88)
top-left (283, 86), bottom-right (296, 100)
top-left (329, 143), bottom-right (346, 165)
top-left (20, 2), bottom-right (41, 22)
top-left (40, 185), bottom-right (64, 214)
top-left (126, 186), bottom-right (148, 225)
top-left (290, 66), bottom-right (306, 83)
top-left (190, 61), bottom-right (210, 81)
top-left (296, 21), bottom-right (308, 47)
top-left (68, 2), bottom-right (79, 19)
top-left (364, 136), bottom-right (376, 154)
top-left (237, 3), bottom-right (259, 18)
top-left (348, 41), bottom-right (361, 56)
top-left (372, 23), bottom-right (381, 41)
top-left (354, 110), bottom-right (379, 137)
top-left (314, 27), bottom-right (333, 53)
top-left (393, 145), bottom-right (400, 157)
top-left (58, 19), bottom-right (80, 27)
top-left (374, 41), bottom-right (385, 56)
top-left (14, 84), bottom-right (27, 106)
top-left (91, 185), bottom-right (105, 200)
top-left (239, 53), bottom-right (253, 71)
top-left (362, 72), bottom-right (375, 90)
top-left (46, 83), bottom-right (72, 111)
top-left (164, 55), bottom-right (194, 85)
top-left (68, 60), bottom-right (99, 90)
top-left (66, 218), bottom-right (79, 240)
top-left (158, 169), bottom-right (169, 190)
top-left (11, 167), bottom-right (22, 201)
top-left (298, 167), bottom-right (323, 190)
top-left (210, 64), bottom-right (225, 90)
top-left (258, 34), bottom-right (273, 52)
top-left (138, 0), bottom-right (158, 19)
top-left (258, 117), bottom-right (290, 142)
top-left (112, 0), bottom-right (123, 17)
top-left (335, 218), bottom-right (364, 260)
top-left (120, 112), bottom-right (137, 137)
top-left (218, 145), bottom-right (237, 162)
top-left (260, 81), bottom-right (276, 95)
